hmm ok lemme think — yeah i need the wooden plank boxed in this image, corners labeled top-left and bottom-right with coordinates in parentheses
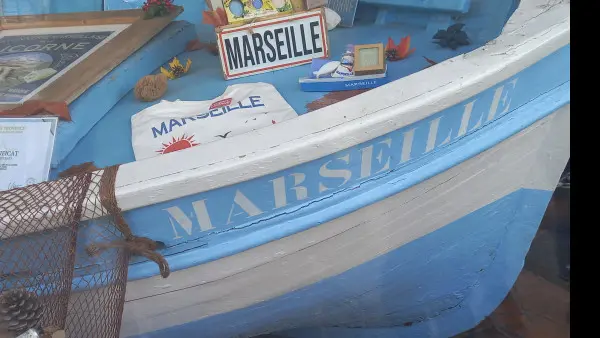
top-left (0, 7), bottom-right (183, 108)
top-left (0, 9), bottom-right (142, 30)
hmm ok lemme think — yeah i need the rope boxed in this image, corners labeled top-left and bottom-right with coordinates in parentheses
top-left (59, 163), bottom-right (170, 278)
top-left (96, 166), bottom-right (170, 278)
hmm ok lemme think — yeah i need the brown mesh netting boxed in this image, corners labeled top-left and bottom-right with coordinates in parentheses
top-left (1, 165), bottom-right (169, 338)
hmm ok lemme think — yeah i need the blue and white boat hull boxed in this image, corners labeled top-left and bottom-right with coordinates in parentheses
top-left (1, 0), bottom-right (568, 336)
top-left (118, 11), bottom-right (569, 336)
top-left (121, 97), bottom-right (569, 338)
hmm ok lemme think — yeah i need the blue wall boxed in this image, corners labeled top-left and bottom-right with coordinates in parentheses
top-left (1, 0), bottom-right (205, 26)
top-left (1, 0), bottom-right (102, 15)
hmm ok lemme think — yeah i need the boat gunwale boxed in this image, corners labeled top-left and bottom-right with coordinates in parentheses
top-left (112, 0), bottom-right (570, 213)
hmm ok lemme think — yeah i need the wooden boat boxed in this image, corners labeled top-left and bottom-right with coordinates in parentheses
top-left (1, 0), bottom-right (569, 337)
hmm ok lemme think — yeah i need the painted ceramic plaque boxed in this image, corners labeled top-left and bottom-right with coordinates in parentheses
top-left (0, 27), bottom-right (123, 104)
top-left (223, 0), bottom-right (294, 24)
top-left (216, 8), bottom-right (329, 79)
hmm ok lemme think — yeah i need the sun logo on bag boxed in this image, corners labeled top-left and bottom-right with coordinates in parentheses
top-left (157, 134), bottom-right (199, 155)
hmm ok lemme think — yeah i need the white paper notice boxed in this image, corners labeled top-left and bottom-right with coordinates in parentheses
top-left (0, 118), bottom-right (57, 191)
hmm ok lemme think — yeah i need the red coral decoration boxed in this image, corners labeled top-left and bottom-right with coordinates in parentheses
top-left (0, 100), bottom-right (71, 121)
top-left (142, 0), bottom-right (175, 19)
top-left (385, 36), bottom-right (416, 61)
top-left (202, 7), bottom-right (228, 27)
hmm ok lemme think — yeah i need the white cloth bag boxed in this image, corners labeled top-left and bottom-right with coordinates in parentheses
top-left (131, 82), bottom-right (297, 160)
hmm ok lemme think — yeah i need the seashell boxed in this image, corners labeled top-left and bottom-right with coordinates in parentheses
top-left (324, 7), bottom-right (341, 30)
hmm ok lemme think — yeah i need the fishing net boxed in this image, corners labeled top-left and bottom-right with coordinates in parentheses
top-left (0, 165), bottom-right (169, 338)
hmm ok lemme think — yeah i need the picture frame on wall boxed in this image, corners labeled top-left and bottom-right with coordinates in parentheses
top-left (0, 7), bottom-right (183, 108)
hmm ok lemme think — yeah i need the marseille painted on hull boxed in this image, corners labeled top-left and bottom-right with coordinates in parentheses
top-left (0, 0), bottom-right (568, 337)
top-left (120, 52), bottom-right (569, 338)
top-left (120, 45), bottom-right (569, 278)
top-left (112, 1), bottom-right (570, 336)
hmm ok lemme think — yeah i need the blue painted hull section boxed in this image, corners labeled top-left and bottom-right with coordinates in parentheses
top-left (133, 188), bottom-right (551, 338)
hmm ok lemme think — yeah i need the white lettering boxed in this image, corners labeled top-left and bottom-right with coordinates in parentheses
top-left (360, 138), bottom-right (392, 179)
top-left (227, 190), bottom-right (263, 224)
top-left (9, 45), bottom-right (25, 52)
top-left (458, 100), bottom-right (482, 137)
top-left (360, 145), bottom-right (374, 179)
top-left (400, 128), bottom-right (415, 163)
top-left (319, 154), bottom-right (352, 193)
top-left (487, 78), bottom-right (518, 122)
top-left (24, 45), bottom-right (41, 52)
top-left (73, 42), bottom-right (89, 50)
top-left (192, 200), bottom-right (215, 232)
top-left (290, 173), bottom-right (308, 201)
top-left (271, 174), bottom-right (308, 209)
top-left (271, 176), bottom-right (287, 209)
top-left (425, 117), bottom-right (451, 153)
top-left (375, 138), bottom-right (392, 174)
top-left (165, 206), bottom-right (193, 239)
top-left (165, 199), bottom-right (214, 239)
top-left (40, 44), bottom-right (57, 51)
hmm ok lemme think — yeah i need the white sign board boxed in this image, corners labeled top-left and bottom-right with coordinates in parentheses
top-left (216, 9), bottom-right (329, 80)
top-left (0, 117), bottom-right (57, 191)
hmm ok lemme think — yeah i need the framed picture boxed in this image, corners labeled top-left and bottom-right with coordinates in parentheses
top-left (0, 116), bottom-right (58, 191)
top-left (0, 7), bottom-right (182, 107)
top-left (353, 43), bottom-right (385, 76)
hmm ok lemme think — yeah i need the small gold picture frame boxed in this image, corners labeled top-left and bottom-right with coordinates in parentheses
top-left (353, 43), bottom-right (385, 76)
